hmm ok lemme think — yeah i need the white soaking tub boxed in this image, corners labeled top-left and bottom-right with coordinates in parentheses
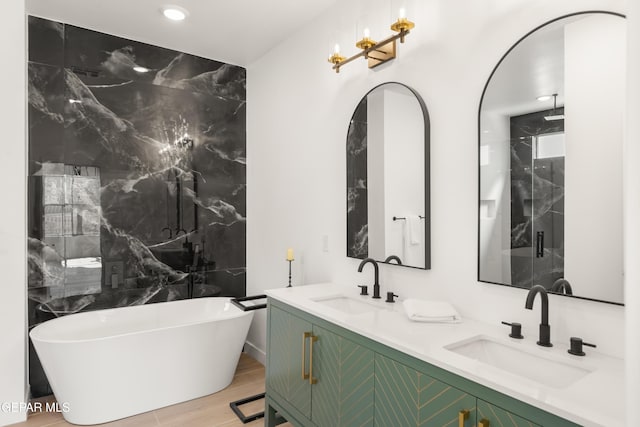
top-left (30, 297), bottom-right (254, 425)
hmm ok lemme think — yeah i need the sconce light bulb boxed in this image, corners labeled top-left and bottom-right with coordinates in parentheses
top-left (334, 44), bottom-right (340, 54)
top-left (363, 27), bottom-right (370, 38)
top-left (399, 7), bottom-right (406, 19)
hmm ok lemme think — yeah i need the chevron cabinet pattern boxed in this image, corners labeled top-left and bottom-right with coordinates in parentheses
top-left (265, 299), bottom-right (578, 427)
top-left (267, 305), bottom-right (312, 419)
top-left (312, 325), bottom-right (375, 427)
top-left (477, 400), bottom-right (541, 427)
top-left (375, 354), bottom-right (476, 427)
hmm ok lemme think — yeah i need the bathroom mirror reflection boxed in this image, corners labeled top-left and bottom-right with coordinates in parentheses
top-left (347, 82), bottom-right (430, 269)
top-left (478, 12), bottom-right (625, 305)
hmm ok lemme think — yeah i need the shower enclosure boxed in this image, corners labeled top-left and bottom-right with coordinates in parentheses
top-left (508, 109), bottom-right (565, 290)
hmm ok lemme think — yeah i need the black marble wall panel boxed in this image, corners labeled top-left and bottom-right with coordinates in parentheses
top-left (509, 109), bottom-right (564, 289)
top-left (28, 16), bottom-right (63, 67)
top-left (27, 17), bottom-right (247, 397)
top-left (346, 98), bottom-right (368, 258)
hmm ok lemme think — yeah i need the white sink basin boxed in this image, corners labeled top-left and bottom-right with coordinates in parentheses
top-left (312, 295), bottom-right (380, 315)
top-left (445, 336), bottom-right (593, 388)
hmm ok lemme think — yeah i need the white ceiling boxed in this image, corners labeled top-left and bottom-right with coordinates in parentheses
top-left (482, 19), bottom-right (567, 117)
top-left (26, 0), bottom-right (340, 67)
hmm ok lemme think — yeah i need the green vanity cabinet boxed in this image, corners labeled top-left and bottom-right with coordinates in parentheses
top-left (267, 305), bottom-right (313, 419)
top-left (374, 353), bottom-right (477, 426)
top-left (310, 324), bottom-right (375, 426)
top-left (477, 400), bottom-right (541, 427)
top-left (266, 304), bottom-right (375, 427)
top-left (266, 299), bottom-right (579, 427)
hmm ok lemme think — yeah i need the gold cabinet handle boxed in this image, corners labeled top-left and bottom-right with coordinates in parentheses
top-left (478, 419), bottom-right (490, 427)
top-left (458, 409), bottom-right (470, 427)
top-left (302, 332), bottom-right (311, 380)
top-left (309, 334), bottom-right (319, 384)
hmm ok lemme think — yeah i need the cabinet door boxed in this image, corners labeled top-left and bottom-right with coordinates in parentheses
top-left (477, 400), bottom-right (541, 427)
top-left (267, 305), bottom-right (313, 419)
top-left (311, 325), bottom-right (375, 427)
top-left (375, 354), bottom-right (476, 427)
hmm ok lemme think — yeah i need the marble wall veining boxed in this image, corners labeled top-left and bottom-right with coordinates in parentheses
top-left (346, 97), bottom-right (368, 259)
top-left (509, 109), bottom-right (565, 289)
top-left (27, 16), bottom-right (246, 396)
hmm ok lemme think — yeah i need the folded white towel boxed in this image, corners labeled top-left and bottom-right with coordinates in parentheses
top-left (408, 215), bottom-right (421, 245)
top-left (403, 299), bottom-right (462, 323)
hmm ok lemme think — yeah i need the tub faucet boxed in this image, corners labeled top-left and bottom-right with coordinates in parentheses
top-left (357, 258), bottom-right (380, 299)
top-left (525, 285), bottom-right (552, 347)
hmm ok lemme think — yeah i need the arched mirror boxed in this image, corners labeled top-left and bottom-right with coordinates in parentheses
top-left (346, 82), bottom-right (430, 269)
top-left (478, 12), bottom-right (625, 305)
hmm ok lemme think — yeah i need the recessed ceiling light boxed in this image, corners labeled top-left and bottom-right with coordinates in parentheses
top-left (537, 95), bottom-right (552, 102)
top-left (133, 66), bottom-right (150, 73)
top-left (162, 6), bottom-right (188, 21)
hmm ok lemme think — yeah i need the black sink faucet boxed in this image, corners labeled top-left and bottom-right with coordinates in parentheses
top-left (525, 285), bottom-right (552, 347)
top-left (358, 258), bottom-right (381, 299)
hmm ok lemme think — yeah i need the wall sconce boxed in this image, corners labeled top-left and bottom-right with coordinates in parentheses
top-left (328, 8), bottom-right (415, 73)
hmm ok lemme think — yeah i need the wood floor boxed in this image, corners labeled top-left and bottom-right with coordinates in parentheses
top-left (13, 354), bottom-right (291, 427)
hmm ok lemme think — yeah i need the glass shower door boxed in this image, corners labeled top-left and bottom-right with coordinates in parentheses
top-left (531, 133), bottom-right (565, 289)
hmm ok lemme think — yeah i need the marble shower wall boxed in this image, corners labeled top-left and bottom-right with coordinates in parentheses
top-left (509, 109), bottom-right (564, 289)
top-left (27, 16), bottom-right (246, 322)
top-left (346, 97), bottom-right (368, 259)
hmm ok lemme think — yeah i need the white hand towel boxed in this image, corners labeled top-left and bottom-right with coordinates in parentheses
top-left (408, 215), bottom-right (421, 245)
top-left (402, 299), bottom-right (462, 323)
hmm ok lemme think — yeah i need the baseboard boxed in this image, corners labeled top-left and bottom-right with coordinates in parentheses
top-left (244, 340), bottom-right (266, 365)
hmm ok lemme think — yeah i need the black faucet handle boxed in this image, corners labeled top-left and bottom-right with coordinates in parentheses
top-left (357, 285), bottom-right (369, 296)
top-left (501, 321), bottom-right (524, 339)
top-left (568, 337), bottom-right (596, 356)
top-left (385, 292), bottom-right (398, 303)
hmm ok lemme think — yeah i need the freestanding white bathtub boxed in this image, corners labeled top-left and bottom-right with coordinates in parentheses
top-left (30, 297), bottom-right (254, 425)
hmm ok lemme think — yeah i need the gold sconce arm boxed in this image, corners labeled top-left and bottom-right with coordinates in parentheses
top-left (328, 15), bottom-right (415, 73)
top-left (329, 30), bottom-right (411, 72)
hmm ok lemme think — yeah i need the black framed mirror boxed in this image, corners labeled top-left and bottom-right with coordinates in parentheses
top-left (478, 11), bottom-right (625, 305)
top-left (347, 82), bottom-right (430, 269)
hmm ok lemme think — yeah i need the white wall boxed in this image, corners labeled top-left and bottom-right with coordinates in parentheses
top-left (246, 0), bottom-right (627, 364)
top-left (383, 88), bottom-right (425, 267)
top-left (0, 0), bottom-right (27, 425)
top-left (626, 0), bottom-right (640, 422)
top-left (564, 14), bottom-right (625, 304)
top-left (479, 111), bottom-right (511, 284)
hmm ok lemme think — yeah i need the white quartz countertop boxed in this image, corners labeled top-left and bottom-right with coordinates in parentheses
top-left (265, 283), bottom-right (624, 427)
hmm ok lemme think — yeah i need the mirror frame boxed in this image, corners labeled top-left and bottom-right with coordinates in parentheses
top-left (476, 11), bottom-right (625, 306)
top-left (346, 81), bottom-right (431, 270)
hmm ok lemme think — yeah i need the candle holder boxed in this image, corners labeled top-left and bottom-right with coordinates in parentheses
top-left (287, 259), bottom-right (294, 287)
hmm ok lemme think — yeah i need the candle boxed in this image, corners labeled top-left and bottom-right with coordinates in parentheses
top-left (334, 43), bottom-right (340, 54)
top-left (363, 27), bottom-right (370, 38)
top-left (399, 7), bottom-right (406, 19)
top-left (287, 248), bottom-right (294, 261)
